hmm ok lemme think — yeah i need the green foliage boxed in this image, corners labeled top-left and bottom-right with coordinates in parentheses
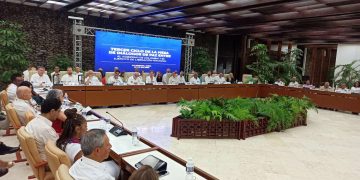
top-left (246, 44), bottom-right (304, 84)
top-left (0, 20), bottom-right (30, 83)
top-left (246, 44), bottom-right (277, 83)
top-left (332, 60), bottom-right (360, 88)
top-left (192, 47), bottom-right (214, 74)
top-left (48, 54), bottom-right (73, 70)
top-left (277, 48), bottom-right (304, 84)
top-left (177, 95), bottom-right (316, 132)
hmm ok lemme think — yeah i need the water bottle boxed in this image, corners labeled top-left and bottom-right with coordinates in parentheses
top-left (185, 158), bottom-right (195, 180)
top-left (132, 128), bottom-right (138, 146)
top-left (64, 93), bottom-right (69, 107)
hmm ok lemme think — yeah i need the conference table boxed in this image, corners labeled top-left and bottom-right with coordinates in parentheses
top-left (86, 112), bottom-right (215, 179)
top-left (57, 84), bottom-right (360, 113)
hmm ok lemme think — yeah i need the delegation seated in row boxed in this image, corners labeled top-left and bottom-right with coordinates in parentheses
top-left (273, 76), bottom-right (360, 94)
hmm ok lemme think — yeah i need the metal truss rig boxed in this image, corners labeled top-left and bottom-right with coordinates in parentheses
top-left (71, 23), bottom-right (195, 73)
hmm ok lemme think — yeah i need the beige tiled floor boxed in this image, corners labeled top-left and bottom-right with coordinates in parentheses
top-left (2, 104), bottom-right (360, 180)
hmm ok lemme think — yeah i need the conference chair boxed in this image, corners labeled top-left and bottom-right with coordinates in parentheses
top-left (105, 72), bottom-right (114, 81)
top-left (45, 141), bottom-right (72, 176)
top-left (25, 111), bottom-right (35, 124)
top-left (0, 90), bottom-right (14, 136)
top-left (17, 127), bottom-right (53, 180)
top-left (55, 164), bottom-right (73, 180)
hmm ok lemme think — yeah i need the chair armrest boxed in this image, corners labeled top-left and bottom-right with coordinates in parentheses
top-left (34, 161), bottom-right (48, 168)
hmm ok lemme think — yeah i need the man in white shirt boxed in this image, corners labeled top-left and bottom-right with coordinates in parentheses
top-left (69, 129), bottom-right (116, 180)
top-left (107, 70), bottom-right (123, 85)
top-left (127, 72), bottom-right (143, 85)
top-left (204, 71), bottom-right (215, 84)
top-left (50, 66), bottom-right (61, 84)
top-left (288, 76), bottom-right (299, 88)
top-left (25, 98), bottom-right (61, 160)
top-left (23, 64), bottom-right (36, 81)
top-left (168, 72), bottom-right (180, 85)
top-left (74, 67), bottom-right (83, 84)
top-left (85, 70), bottom-right (101, 85)
top-left (162, 68), bottom-right (171, 84)
top-left (274, 78), bottom-right (285, 86)
top-left (30, 66), bottom-right (53, 87)
top-left (13, 86), bottom-right (36, 125)
top-left (61, 67), bottom-right (78, 85)
top-left (6, 73), bottom-right (23, 103)
top-left (190, 72), bottom-right (201, 85)
top-left (145, 71), bottom-right (156, 84)
top-left (178, 71), bottom-right (186, 84)
top-left (335, 83), bottom-right (351, 94)
top-left (215, 73), bottom-right (227, 84)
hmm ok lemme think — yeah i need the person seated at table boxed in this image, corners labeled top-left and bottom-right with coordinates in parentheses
top-left (46, 89), bottom-right (67, 134)
top-left (215, 73), bottom-right (227, 84)
top-left (6, 73), bottom-right (23, 103)
top-left (31, 66), bottom-right (53, 87)
top-left (288, 76), bottom-right (299, 87)
top-left (19, 81), bottom-right (44, 105)
top-left (13, 86), bottom-right (37, 125)
top-left (189, 72), bottom-right (201, 85)
top-left (97, 68), bottom-right (106, 85)
top-left (74, 66), bottom-right (83, 77)
top-left (319, 82), bottom-right (334, 92)
top-left (168, 72), bottom-right (180, 85)
top-left (127, 72), bottom-right (143, 85)
top-left (146, 70), bottom-right (157, 84)
top-left (69, 129), bottom-right (120, 180)
top-left (129, 165), bottom-right (159, 180)
top-left (350, 81), bottom-right (360, 94)
top-left (23, 64), bottom-right (36, 81)
top-left (50, 66), bottom-right (61, 84)
top-left (107, 69), bottom-right (123, 85)
top-left (204, 71), bottom-right (215, 84)
top-left (302, 80), bottom-right (315, 89)
top-left (274, 78), bottom-right (285, 86)
top-left (119, 71), bottom-right (126, 82)
top-left (85, 70), bottom-right (101, 85)
top-left (25, 98), bottom-right (61, 160)
top-left (61, 67), bottom-right (78, 85)
top-left (227, 73), bottom-right (235, 84)
top-left (335, 83), bottom-right (350, 94)
top-left (57, 109), bottom-right (120, 179)
top-left (162, 68), bottom-right (172, 84)
top-left (156, 71), bottom-right (163, 83)
top-left (178, 71), bottom-right (186, 84)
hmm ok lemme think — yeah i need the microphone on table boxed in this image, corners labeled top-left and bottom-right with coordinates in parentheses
top-left (106, 111), bottom-right (127, 136)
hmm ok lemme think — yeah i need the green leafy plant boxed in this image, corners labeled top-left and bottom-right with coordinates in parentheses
top-left (0, 20), bottom-right (30, 84)
top-left (276, 48), bottom-right (304, 84)
top-left (177, 95), bottom-right (316, 132)
top-left (332, 60), bottom-right (360, 88)
top-left (192, 47), bottom-right (214, 75)
top-left (48, 54), bottom-right (73, 70)
top-left (246, 44), bottom-right (277, 83)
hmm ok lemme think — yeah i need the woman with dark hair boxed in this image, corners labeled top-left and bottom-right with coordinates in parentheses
top-left (129, 165), bottom-right (159, 180)
top-left (56, 109), bottom-right (120, 178)
top-left (97, 68), bottom-right (106, 85)
top-left (18, 81), bottom-right (44, 105)
top-left (351, 81), bottom-right (360, 93)
top-left (156, 71), bottom-right (163, 83)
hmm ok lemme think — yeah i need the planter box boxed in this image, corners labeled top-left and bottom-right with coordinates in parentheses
top-left (171, 116), bottom-right (241, 139)
top-left (172, 113), bottom-right (307, 140)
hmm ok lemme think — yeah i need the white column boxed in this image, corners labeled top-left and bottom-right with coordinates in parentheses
top-left (214, 34), bottom-right (219, 71)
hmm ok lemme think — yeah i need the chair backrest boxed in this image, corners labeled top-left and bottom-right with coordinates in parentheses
top-left (45, 141), bottom-right (72, 176)
top-left (0, 90), bottom-right (9, 107)
top-left (105, 72), bottom-right (114, 81)
top-left (56, 164), bottom-right (74, 180)
top-left (5, 103), bottom-right (22, 129)
top-left (25, 111), bottom-right (35, 124)
top-left (17, 127), bottom-right (48, 180)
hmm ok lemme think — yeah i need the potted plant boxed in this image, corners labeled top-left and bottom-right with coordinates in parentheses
top-left (0, 20), bottom-right (30, 89)
top-left (332, 60), bottom-right (360, 88)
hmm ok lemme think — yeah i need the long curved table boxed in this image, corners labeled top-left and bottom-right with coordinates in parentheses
top-left (57, 84), bottom-right (360, 113)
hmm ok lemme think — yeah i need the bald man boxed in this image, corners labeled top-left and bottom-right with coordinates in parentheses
top-left (127, 72), bottom-right (143, 85)
top-left (12, 86), bottom-right (37, 125)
